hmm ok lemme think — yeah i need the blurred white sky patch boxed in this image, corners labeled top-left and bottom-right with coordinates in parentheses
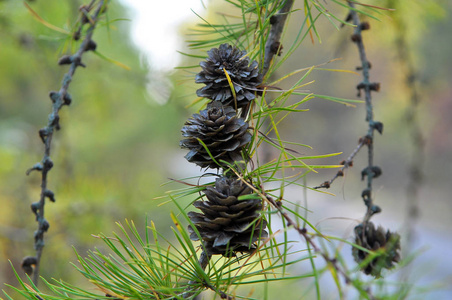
top-left (119, 0), bottom-right (205, 72)
top-left (118, 0), bottom-right (205, 104)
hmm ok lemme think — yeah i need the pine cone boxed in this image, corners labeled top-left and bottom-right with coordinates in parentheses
top-left (180, 101), bottom-right (252, 169)
top-left (188, 176), bottom-right (268, 257)
top-left (352, 222), bottom-right (401, 277)
top-left (196, 43), bottom-right (262, 108)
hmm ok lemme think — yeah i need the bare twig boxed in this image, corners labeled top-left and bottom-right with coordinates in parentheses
top-left (262, 0), bottom-right (294, 78)
top-left (230, 169), bottom-right (377, 299)
top-left (348, 2), bottom-right (382, 223)
top-left (206, 282), bottom-right (233, 300)
top-left (251, 0), bottom-right (294, 155)
top-left (313, 137), bottom-right (366, 189)
top-left (314, 4), bottom-right (384, 223)
top-left (25, 0), bottom-right (107, 286)
top-left (264, 195), bottom-right (376, 299)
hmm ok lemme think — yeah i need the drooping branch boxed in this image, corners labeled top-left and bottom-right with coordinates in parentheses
top-left (315, 3), bottom-right (383, 218)
top-left (348, 2), bottom-right (383, 223)
top-left (23, 0), bottom-right (107, 286)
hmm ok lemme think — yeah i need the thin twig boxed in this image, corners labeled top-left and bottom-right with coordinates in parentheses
top-left (313, 137), bottom-right (366, 189)
top-left (251, 0), bottom-right (294, 154)
top-left (230, 169), bottom-right (377, 299)
top-left (262, 0), bottom-right (294, 78)
top-left (313, 4), bottom-right (383, 222)
top-left (348, 2), bottom-right (382, 223)
top-left (264, 195), bottom-right (376, 299)
top-left (206, 283), bottom-right (233, 300)
top-left (25, 0), bottom-right (106, 286)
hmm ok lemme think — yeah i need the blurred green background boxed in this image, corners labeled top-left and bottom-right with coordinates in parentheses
top-left (0, 0), bottom-right (451, 298)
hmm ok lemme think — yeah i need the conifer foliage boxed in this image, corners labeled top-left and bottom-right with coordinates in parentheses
top-left (5, 1), bottom-right (411, 299)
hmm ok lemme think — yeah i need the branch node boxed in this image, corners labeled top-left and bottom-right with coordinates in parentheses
top-left (21, 256), bottom-right (37, 275)
top-left (359, 135), bottom-right (372, 146)
top-left (48, 91), bottom-right (60, 103)
top-left (356, 61), bottom-right (371, 70)
top-left (85, 39), bottom-right (97, 52)
top-left (72, 56), bottom-right (86, 68)
top-left (360, 22), bottom-right (370, 31)
top-left (26, 163), bottom-right (43, 175)
top-left (41, 219), bottom-right (50, 232)
top-left (371, 121), bottom-right (384, 134)
top-left (371, 166), bottom-right (382, 178)
top-left (44, 189), bottom-right (56, 202)
top-left (73, 29), bottom-right (81, 41)
top-left (34, 230), bottom-right (43, 245)
top-left (361, 166), bottom-right (382, 180)
top-left (63, 93), bottom-right (72, 105)
top-left (361, 188), bottom-right (371, 199)
top-left (31, 202), bottom-right (40, 215)
top-left (270, 41), bottom-right (283, 56)
top-left (351, 33), bottom-right (361, 43)
top-left (43, 157), bottom-right (54, 171)
top-left (269, 15), bottom-right (277, 25)
top-left (369, 82), bottom-right (381, 92)
top-left (58, 55), bottom-right (72, 65)
top-left (49, 114), bottom-right (60, 129)
top-left (320, 181), bottom-right (330, 188)
top-left (370, 204), bottom-right (381, 215)
top-left (38, 128), bottom-right (49, 143)
top-left (356, 82), bottom-right (380, 97)
top-left (340, 159), bottom-right (353, 167)
top-left (80, 7), bottom-right (90, 25)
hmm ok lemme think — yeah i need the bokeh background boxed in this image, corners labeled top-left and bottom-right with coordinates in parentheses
top-left (0, 0), bottom-right (451, 298)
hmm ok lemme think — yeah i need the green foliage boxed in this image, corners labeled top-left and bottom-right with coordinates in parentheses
top-left (0, 0), bottom-right (184, 292)
top-left (4, 217), bottom-right (314, 299)
top-left (4, 0), bottom-right (451, 299)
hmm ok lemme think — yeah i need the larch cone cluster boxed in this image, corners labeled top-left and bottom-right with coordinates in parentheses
top-left (180, 43), bottom-right (267, 257)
